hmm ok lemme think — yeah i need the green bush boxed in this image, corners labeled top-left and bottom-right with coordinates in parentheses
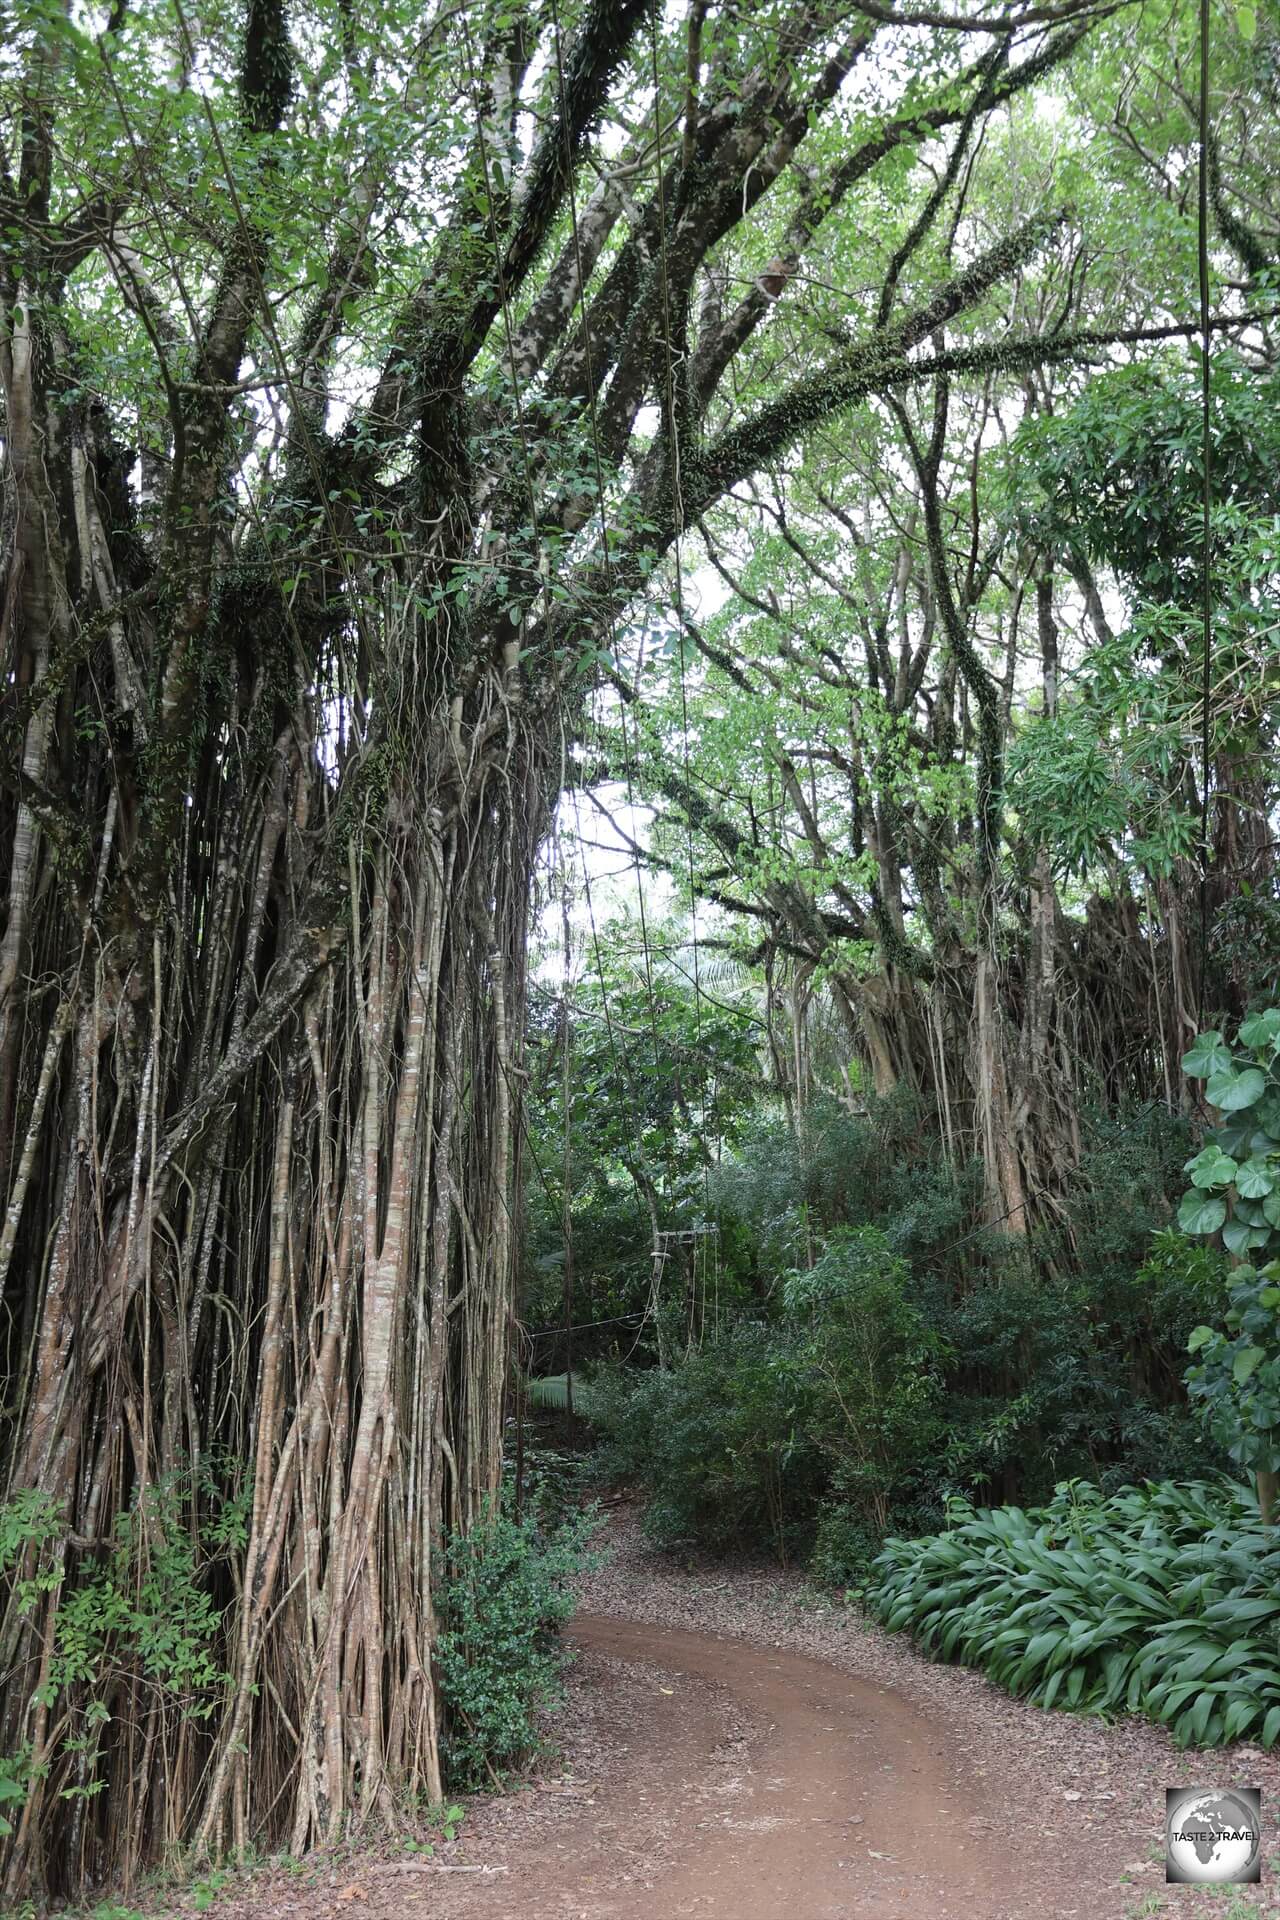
top-left (562, 1099), bottom-right (1220, 1567)
top-left (0, 1469), bottom-right (245, 1844)
top-left (511, 1424), bottom-right (596, 1530)
top-left (782, 1229), bottom-right (946, 1532)
top-left (586, 1326), bottom-right (824, 1559)
top-left (53, 1474), bottom-right (234, 1706)
top-left (809, 1501), bottom-right (886, 1588)
top-left (915, 1105), bottom-right (1215, 1505)
top-left (0, 1493), bottom-right (62, 1839)
top-left (868, 1478), bottom-right (1280, 1748)
top-left (1188, 1264), bottom-right (1280, 1486)
top-left (434, 1507), bottom-right (596, 1790)
top-left (712, 1092), bottom-right (955, 1278)
top-left (930, 1264), bottom-right (1217, 1506)
top-left (585, 1230), bottom-right (945, 1562)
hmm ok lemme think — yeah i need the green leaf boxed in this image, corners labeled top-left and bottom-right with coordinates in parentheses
top-left (1178, 1192), bottom-right (1227, 1236)
top-left (1182, 1031), bottom-right (1232, 1079)
top-left (1223, 1218), bottom-right (1257, 1258)
top-left (1238, 1010), bottom-right (1280, 1049)
top-left (1235, 1158), bottom-right (1276, 1199)
top-left (1236, 1), bottom-right (1258, 39)
top-left (1207, 1067), bottom-right (1268, 1113)
top-left (1187, 1146), bottom-right (1238, 1190)
top-left (1233, 1347), bottom-right (1266, 1386)
top-left (1187, 1325), bottom-right (1215, 1353)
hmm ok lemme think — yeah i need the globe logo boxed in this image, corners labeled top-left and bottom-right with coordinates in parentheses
top-left (1165, 1787), bottom-right (1261, 1885)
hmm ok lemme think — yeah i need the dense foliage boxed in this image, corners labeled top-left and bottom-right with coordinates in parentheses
top-left (868, 1480), bottom-right (1280, 1750)
top-left (434, 1508), bottom-right (597, 1791)
top-left (544, 1013), bottom-right (1280, 1830)
top-left (10, 0), bottom-right (1169, 1890)
top-left (561, 1077), bottom-right (1221, 1571)
top-left (1179, 1008), bottom-right (1280, 1517)
top-left (517, 10), bottom-right (1280, 1639)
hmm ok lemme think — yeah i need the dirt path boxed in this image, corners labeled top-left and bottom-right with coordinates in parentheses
top-left (370, 1608), bottom-right (1035, 1920)
top-left (562, 1612), bottom-right (1022, 1919)
top-left (205, 1509), bottom-right (1280, 1920)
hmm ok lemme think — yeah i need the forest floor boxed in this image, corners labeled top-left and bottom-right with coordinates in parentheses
top-left (163, 1504), bottom-right (1280, 1920)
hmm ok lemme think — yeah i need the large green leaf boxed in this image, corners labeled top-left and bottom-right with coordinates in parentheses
top-left (1178, 1192), bottom-right (1227, 1236)
top-left (1206, 1067), bottom-right (1268, 1113)
top-left (1187, 1146), bottom-right (1238, 1190)
top-left (1238, 1011), bottom-right (1280, 1050)
top-left (1223, 1218), bottom-right (1265, 1258)
top-left (1182, 1032), bottom-right (1232, 1079)
top-left (1233, 1347), bottom-right (1266, 1386)
top-left (1235, 1158), bottom-right (1276, 1199)
top-left (868, 1480), bottom-right (1280, 1753)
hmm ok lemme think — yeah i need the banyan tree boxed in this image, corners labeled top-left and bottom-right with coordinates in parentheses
top-left (0, 0), bottom-right (1120, 1894)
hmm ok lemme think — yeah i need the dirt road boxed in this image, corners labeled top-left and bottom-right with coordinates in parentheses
top-left (558, 1611), bottom-right (1023, 1919)
top-left (206, 1511), bottom-right (1280, 1920)
top-left (397, 1609), bottom-right (1131, 1920)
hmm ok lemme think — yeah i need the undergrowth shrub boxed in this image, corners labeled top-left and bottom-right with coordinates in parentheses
top-left (586, 1230), bottom-right (944, 1564)
top-left (586, 1325), bottom-right (824, 1559)
top-left (906, 1105), bottom-right (1216, 1506)
top-left (809, 1501), bottom-right (889, 1588)
top-left (53, 1473), bottom-right (242, 1710)
top-left (518, 1434), bottom-right (596, 1530)
top-left (0, 1467), bottom-right (247, 1845)
top-left (435, 1507), bottom-right (596, 1790)
top-left (1176, 1007), bottom-right (1280, 1519)
top-left (557, 1099), bottom-right (1216, 1570)
top-left (868, 1479), bottom-right (1280, 1748)
top-left (783, 1230), bottom-right (946, 1534)
top-left (711, 1091), bottom-right (948, 1277)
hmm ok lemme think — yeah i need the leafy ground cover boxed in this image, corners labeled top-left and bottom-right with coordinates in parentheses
top-left (867, 1479), bottom-right (1280, 1749)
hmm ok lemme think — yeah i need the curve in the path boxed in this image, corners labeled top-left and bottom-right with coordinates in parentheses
top-left (569, 1613), bottom-right (1029, 1920)
top-left (436, 1611), bottom-right (1061, 1920)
